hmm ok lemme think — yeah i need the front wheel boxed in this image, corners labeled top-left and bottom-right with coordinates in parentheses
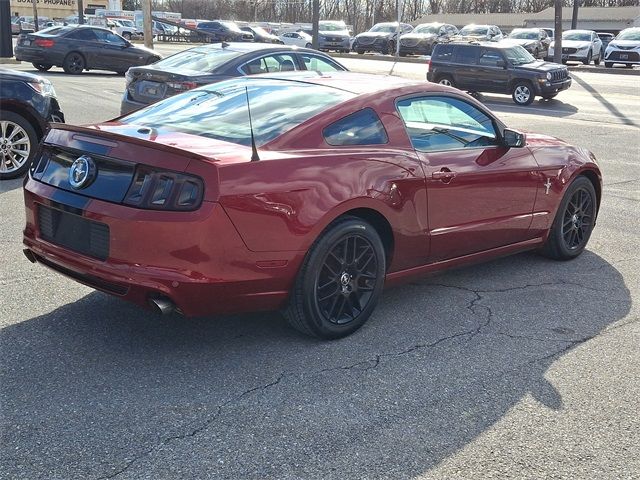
top-left (605, 62), bottom-right (613, 68)
top-left (0, 111), bottom-right (38, 180)
top-left (32, 63), bottom-right (52, 71)
top-left (583, 51), bottom-right (592, 65)
top-left (284, 217), bottom-right (386, 339)
top-left (512, 81), bottom-right (535, 105)
top-left (540, 176), bottom-right (597, 260)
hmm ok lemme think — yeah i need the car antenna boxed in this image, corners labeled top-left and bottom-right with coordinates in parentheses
top-left (245, 86), bottom-right (260, 162)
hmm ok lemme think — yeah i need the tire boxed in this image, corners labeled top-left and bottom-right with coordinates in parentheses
top-left (437, 75), bottom-right (455, 88)
top-left (357, 49), bottom-right (364, 55)
top-left (284, 216), bottom-right (386, 339)
top-left (625, 63), bottom-right (633, 68)
top-left (582, 50), bottom-right (592, 65)
top-left (605, 62), bottom-right (613, 68)
top-left (594, 53), bottom-right (600, 66)
top-left (511, 80), bottom-right (535, 105)
top-left (62, 52), bottom-right (85, 74)
top-left (123, 32), bottom-right (132, 40)
top-left (540, 176), bottom-right (597, 261)
top-left (0, 111), bottom-right (39, 180)
top-left (305, 43), bottom-right (312, 48)
top-left (381, 42), bottom-right (390, 55)
top-left (32, 63), bottom-right (52, 71)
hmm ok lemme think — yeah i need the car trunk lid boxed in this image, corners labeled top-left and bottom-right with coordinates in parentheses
top-left (125, 66), bottom-right (216, 104)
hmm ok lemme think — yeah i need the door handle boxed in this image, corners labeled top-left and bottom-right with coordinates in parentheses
top-left (432, 168), bottom-right (457, 182)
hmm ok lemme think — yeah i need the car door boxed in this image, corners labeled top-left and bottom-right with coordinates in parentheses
top-left (451, 45), bottom-right (479, 90)
top-left (476, 48), bottom-right (508, 93)
top-left (94, 29), bottom-right (141, 71)
top-left (396, 94), bottom-right (539, 261)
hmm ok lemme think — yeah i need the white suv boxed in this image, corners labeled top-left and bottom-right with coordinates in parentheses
top-left (605, 27), bottom-right (640, 68)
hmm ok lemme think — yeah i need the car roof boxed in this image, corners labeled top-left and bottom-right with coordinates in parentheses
top-left (248, 71), bottom-right (429, 95)
top-left (564, 29), bottom-right (595, 33)
top-left (188, 42), bottom-right (321, 54)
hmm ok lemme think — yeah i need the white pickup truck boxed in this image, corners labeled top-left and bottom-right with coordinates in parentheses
top-left (108, 18), bottom-right (141, 40)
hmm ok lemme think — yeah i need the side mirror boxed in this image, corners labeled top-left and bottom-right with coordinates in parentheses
top-left (496, 59), bottom-right (506, 68)
top-left (503, 128), bottom-right (526, 148)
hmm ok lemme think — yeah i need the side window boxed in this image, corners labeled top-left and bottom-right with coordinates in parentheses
top-left (433, 44), bottom-right (454, 60)
top-left (262, 54), bottom-right (297, 72)
top-left (323, 108), bottom-right (388, 146)
top-left (454, 46), bottom-right (478, 64)
top-left (240, 58), bottom-right (267, 74)
top-left (66, 29), bottom-right (97, 41)
top-left (478, 50), bottom-right (503, 66)
top-left (396, 96), bottom-right (498, 152)
top-left (300, 54), bottom-right (342, 72)
top-left (94, 29), bottom-right (126, 45)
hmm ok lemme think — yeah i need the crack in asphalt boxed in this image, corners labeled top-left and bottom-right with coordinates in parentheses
top-left (94, 279), bottom-right (613, 479)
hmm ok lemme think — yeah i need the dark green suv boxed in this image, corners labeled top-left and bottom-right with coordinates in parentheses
top-left (426, 41), bottom-right (572, 105)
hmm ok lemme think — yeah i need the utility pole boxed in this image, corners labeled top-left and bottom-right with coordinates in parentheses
top-left (78, 0), bottom-right (84, 24)
top-left (0, 0), bottom-right (13, 57)
top-left (31, 0), bottom-right (38, 32)
top-left (395, 0), bottom-right (401, 57)
top-left (311, 0), bottom-right (319, 49)
top-left (571, 0), bottom-right (579, 30)
top-left (553, 0), bottom-right (562, 64)
top-left (142, 0), bottom-right (153, 49)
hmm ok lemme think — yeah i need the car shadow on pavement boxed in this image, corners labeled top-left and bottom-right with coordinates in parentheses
top-left (0, 250), bottom-right (631, 479)
top-left (476, 93), bottom-right (579, 117)
top-left (0, 177), bottom-right (24, 194)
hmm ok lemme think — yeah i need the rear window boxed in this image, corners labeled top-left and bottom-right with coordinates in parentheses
top-left (122, 78), bottom-right (354, 147)
top-left (153, 46), bottom-right (242, 72)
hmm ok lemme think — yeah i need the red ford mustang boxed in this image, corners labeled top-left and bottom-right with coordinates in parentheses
top-left (23, 72), bottom-right (602, 339)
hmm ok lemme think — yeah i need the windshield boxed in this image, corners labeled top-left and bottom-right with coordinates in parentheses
top-left (251, 26), bottom-right (270, 36)
top-left (319, 22), bottom-right (347, 32)
top-left (460, 26), bottom-right (488, 35)
top-left (504, 46), bottom-right (536, 65)
top-left (562, 31), bottom-right (591, 41)
top-left (117, 19), bottom-right (135, 27)
top-left (617, 29), bottom-right (640, 41)
top-left (414, 24), bottom-right (439, 34)
top-left (153, 46), bottom-right (242, 71)
top-left (122, 79), bottom-right (354, 147)
top-left (370, 24), bottom-right (397, 33)
top-left (509, 30), bottom-right (537, 40)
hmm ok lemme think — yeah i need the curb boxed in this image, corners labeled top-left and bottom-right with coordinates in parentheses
top-left (0, 58), bottom-right (21, 65)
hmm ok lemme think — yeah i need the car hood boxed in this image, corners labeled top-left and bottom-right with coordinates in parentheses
top-left (608, 40), bottom-right (640, 49)
top-left (515, 60), bottom-right (567, 72)
top-left (553, 39), bottom-right (591, 48)
top-left (504, 38), bottom-right (537, 46)
top-left (400, 32), bottom-right (436, 40)
top-left (357, 31), bottom-right (394, 39)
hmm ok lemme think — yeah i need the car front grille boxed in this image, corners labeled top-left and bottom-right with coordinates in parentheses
top-left (401, 38), bottom-right (420, 47)
top-left (357, 37), bottom-right (375, 45)
top-left (38, 204), bottom-right (110, 261)
top-left (608, 51), bottom-right (639, 61)
top-left (550, 69), bottom-right (568, 81)
top-left (562, 47), bottom-right (577, 54)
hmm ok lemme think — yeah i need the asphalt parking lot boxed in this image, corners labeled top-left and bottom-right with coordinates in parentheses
top-left (1, 51), bottom-right (639, 479)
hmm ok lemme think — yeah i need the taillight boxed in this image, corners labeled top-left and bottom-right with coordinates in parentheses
top-left (123, 167), bottom-right (204, 211)
top-left (34, 39), bottom-right (55, 48)
top-left (166, 81), bottom-right (198, 91)
top-left (426, 59), bottom-right (432, 73)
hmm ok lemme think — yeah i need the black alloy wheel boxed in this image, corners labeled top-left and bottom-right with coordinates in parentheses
top-left (541, 176), bottom-right (597, 260)
top-left (32, 63), bottom-right (52, 71)
top-left (63, 52), bottom-right (85, 74)
top-left (285, 217), bottom-right (386, 339)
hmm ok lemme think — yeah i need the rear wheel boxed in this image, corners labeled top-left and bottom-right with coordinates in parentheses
top-left (0, 112), bottom-right (38, 180)
top-left (437, 75), bottom-right (455, 88)
top-left (540, 176), bottom-right (597, 260)
top-left (284, 217), bottom-right (386, 339)
top-left (512, 80), bottom-right (535, 105)
top-left (63, 52), bottom-right (85, 74)
top-left (32, 63), bottom-right (52, 71)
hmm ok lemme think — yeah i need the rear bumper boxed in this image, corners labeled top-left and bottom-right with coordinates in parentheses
top-left (23, 178), bottom-right (303, 316)
top-left (120, 90), bottom-right (149, 115)
top-left (14, 46), bottom-right (49, 63)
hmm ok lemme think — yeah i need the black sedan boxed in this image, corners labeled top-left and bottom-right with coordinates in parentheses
top-left (121, 43), bottom-right (347, 114)
top-left (0, 68), bottom-right (64, 179)
top-left (14, 25), bottom-right (161, 75)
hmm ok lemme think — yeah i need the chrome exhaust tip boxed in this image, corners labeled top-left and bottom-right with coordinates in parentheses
top-left (23, 249), bottom-right (37, 263)
top-left (149, 296), bottom-right (175, 315)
